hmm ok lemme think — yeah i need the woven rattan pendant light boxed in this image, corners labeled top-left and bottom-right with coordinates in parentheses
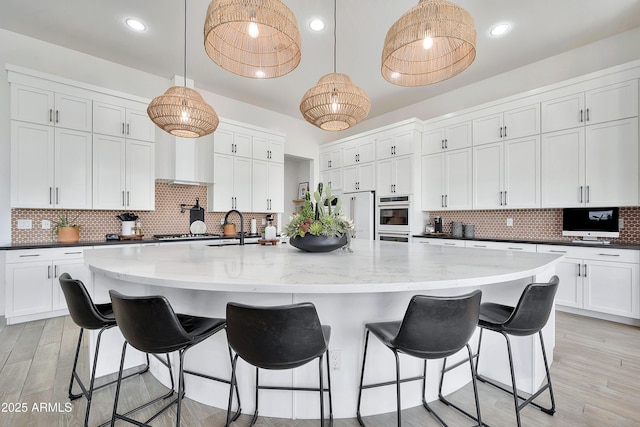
top-left (299, 0), bottom-right (370, 131)
top-left (382, 0), bottom-right (476, 87)
top-left (203, 0), bottom-right (301, 79)
top-left (148, 0), bottom-right (219, 138)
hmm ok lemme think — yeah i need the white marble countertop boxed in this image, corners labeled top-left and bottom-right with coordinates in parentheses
top-left (84, 240), bottom-right (562, 294)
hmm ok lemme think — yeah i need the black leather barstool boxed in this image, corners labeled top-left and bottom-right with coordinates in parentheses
top-left (357, 290), bottom-right (483, 427)
top-left (58, 273), bottom-right (149, 427)
top-left (109, 290), bottom-right (240, 427)
top-left (475, 276), bottom-right (559, 427)
top-left (225, 301), bottom-right (333, 427)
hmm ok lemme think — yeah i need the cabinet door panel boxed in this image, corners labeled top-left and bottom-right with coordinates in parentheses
top-left (126, 140), bottom-right (155, 210)
top-left (214, 129), bottom-right (235, 155)
top-left (233, 157), bottom-right (252, 211)
top-left (212, 154), bottom-right (234, 211)
top-left (55, 128), bottom-right (92, 209)
top-left (473, 142), bottom-right (503, 209)
top-left (343, 166), bottom-right (358, 193)
top-left (268, 162), bottom-right (284, 212)
top-left (542, 93), bottom-right (584, 133)
top-left (585, 118), bottom-right (638, 206)
top-left (586, 80), bottom-right (638, 125)
top-left (269, 141), bottom-right (284, 164)
top-left (11, 85), bottom-right (54, 125)
top-left (233, 133), bottom-right (252, 158)
top-left (93, 102), bottom-right (126, 137)
top-left (446, 121), bottom-right (472, 151)
top-left (554, 259), bottom-right (583, 308)
top-left (252, 160), bottom-right (269, 212)
top-left (53, 260), bottom-right (90, 311)
top-left (6, 262), bottom-right (52, 317)
top-left (541, 128), bottom-right (585, 207)
top-left (422, 128), bottom-right (445, 155)
top-left (358, 163), bottom-right (376, 192)
top-left (445, 149), bottom-right (472, 210)
top-left (503, 104), bottom-right (540, 140)
top-left (11, 122), bottom-right (55, 208)
top-left (421, 154), bottom-right (444, 210)
top-left (54, 93), bottom-right (92, 132)
top-left (504, 136), bottom-right (540, 208)
top-left (394, 156), bottom-right (413, 195)
top-left (93, 134), bottom-right (126, 209)
top-left (473, 113), bottom-right (503, 146)
top-left (126, 109), bottom-right (155, 142)
top-left (584, 261), bottom-right (639, 318)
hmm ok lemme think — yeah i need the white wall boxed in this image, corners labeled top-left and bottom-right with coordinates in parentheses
top-left (332, 26), bottom-right (640, 140)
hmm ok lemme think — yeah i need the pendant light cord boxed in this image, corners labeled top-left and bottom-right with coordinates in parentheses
top-left (183, 0), bottom-right (187, 87)
top-left (333, 0), bottom-right (337, 74)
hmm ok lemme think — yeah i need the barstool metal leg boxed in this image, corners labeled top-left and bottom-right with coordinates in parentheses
top-left (356, 329), bottom-right (371, 426)
top-left (324, 349), bottom-right (334, 426)
top-left (436, 344), bottom-right (484, 426)
top-left (476, 330), bottom-right (555, 427)
top-left (319, 354), bottom-right (325, 427)
top-left (250, 367), bottom-right (259, 426)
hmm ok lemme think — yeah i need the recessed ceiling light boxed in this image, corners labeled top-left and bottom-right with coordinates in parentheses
top-left (125, 18), bottom-right (146, 32)
top-left (490, 23), bottom-right (511, 37)
top-left (309, 19), bottom-right (325, 32)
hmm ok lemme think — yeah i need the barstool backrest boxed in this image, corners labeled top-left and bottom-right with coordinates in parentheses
top-left (226, 302), bottom-right (328, 370)
top-left (502, 275), bottom-right (560, 336)
top-left (109, 290), bottom-right (192, 354)
top-left (392, 290), bottom-right (482, 359)
top-left (59, 272), bottom-right (113, 329)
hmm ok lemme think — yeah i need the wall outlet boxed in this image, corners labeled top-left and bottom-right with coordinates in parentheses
top-left (220, 218), bottom-right (225, 225)
top-left (17, 219), bottom-right (32, 229)
top-left (261, 218), bottom-right (266, 225)
top-left (329, 350), bottom-right (342, 371)
top-left (506, 218), bottom-right (513, 227)
top-left (619, 218), bottom-right (624, 229)
top-left (41, 220), bottom-right (51, 229)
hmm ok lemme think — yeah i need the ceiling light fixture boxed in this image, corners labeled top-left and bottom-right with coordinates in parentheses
top-left (147, 0), bottom-right (219, 138)
top-left (203, 0), bottom-right (302, 79)
top-left (125, 18), bottom-right (146, 32)
top-left (309, 18), bottom-right (325, 32)
top-left (490, 23), bottom-right (511, 36)
top-left (381, 0), bottom-right (477, 86)
top-left (299, 0), bottom-right (370, 131)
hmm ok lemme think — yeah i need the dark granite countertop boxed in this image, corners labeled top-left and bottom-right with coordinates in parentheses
top-left (412, 234), bottom-right (640, 250)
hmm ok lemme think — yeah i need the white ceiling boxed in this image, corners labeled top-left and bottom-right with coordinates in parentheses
top-left (1, 0), bottom-right (639, 122)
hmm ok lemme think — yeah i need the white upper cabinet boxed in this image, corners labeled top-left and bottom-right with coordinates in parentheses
top-left (11, 121), bottom-right (92, 209)
top-left (473, 136), bottom-right (540, 209)
top-left (542, 80), bottom-right (638, 133)
top-left (473, 102), bottom-right (540, 146)
top-left (541, 118), bottom-right (638, 207)
top-left (93, 101), bottom-right (155, 142)
top-left (252, 137), bottom-right (284, 163)
top-left (422, 120), bottom-right (472, 155)
top-left (208, 154), bottom-right (252, 212)
top-left (92, 134), bottom-right (155, 210)
top-left (320, 147), bottom-right (343, 171)
top-left (11, 84), bottom-right (93, 132)
top-left (343, 163), bottom-right (375, 193)
top-left (343, 137), bottom-right (374, 166)
top-left (214, 128), bottom-right (252, 158)
top-left (320, 169), bottom-right (342, 191)
top-left (377, 156), bottom-right (412, 196)
top-left (252, 160), bottom-right (284, 212)
top-left (422, 149), bottom-right (472, 211)
top-left (376, 131), bottom-right (413, 160)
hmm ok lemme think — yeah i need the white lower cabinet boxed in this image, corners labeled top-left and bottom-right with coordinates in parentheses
top-left (5, 247), bottom-right (91, 325)
top-left (537, 245), bottom-right (640, 319)
top-left (465, 241), bottom-right (537, 252)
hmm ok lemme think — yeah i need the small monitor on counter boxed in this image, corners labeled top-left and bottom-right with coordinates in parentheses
top-left (562, 207), bottom-right (619, 242)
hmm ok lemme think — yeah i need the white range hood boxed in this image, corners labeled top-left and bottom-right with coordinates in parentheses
top-left (155, 75), bottom-right (214, 186)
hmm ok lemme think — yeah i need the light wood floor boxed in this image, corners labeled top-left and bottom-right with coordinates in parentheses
top-left (0, 311), bottom-right (639, 426)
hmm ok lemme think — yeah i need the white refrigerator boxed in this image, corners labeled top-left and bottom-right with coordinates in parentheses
top-left (342, 191), bottom-right (375, 240)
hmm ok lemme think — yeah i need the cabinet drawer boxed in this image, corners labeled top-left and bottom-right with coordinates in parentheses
top-left (416, 238), bottom-right (466, 247)
top-left (537, 244), bottom-right (639, 263)
top-left (466, 241), bottom-right (537, 252)
top-left (6, 246), bottom-right (89, 263)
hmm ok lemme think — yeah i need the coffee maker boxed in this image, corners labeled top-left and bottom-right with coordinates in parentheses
top-left (434, 216), bottom-right (442, 233)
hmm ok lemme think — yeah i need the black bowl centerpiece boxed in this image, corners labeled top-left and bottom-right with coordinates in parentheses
top-left (284, 183), bottom-right (354, 253)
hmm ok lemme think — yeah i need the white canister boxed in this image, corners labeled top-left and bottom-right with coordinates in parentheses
top-left (265, 222), bottom-right (277, 240)
top-left (250, 218), bottom-right (257, 235)
top-left (121, 221), bottom-right (135, 236)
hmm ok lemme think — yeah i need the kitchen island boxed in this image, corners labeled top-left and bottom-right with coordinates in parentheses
top-left (84, 240), bottom-right (561, 420)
